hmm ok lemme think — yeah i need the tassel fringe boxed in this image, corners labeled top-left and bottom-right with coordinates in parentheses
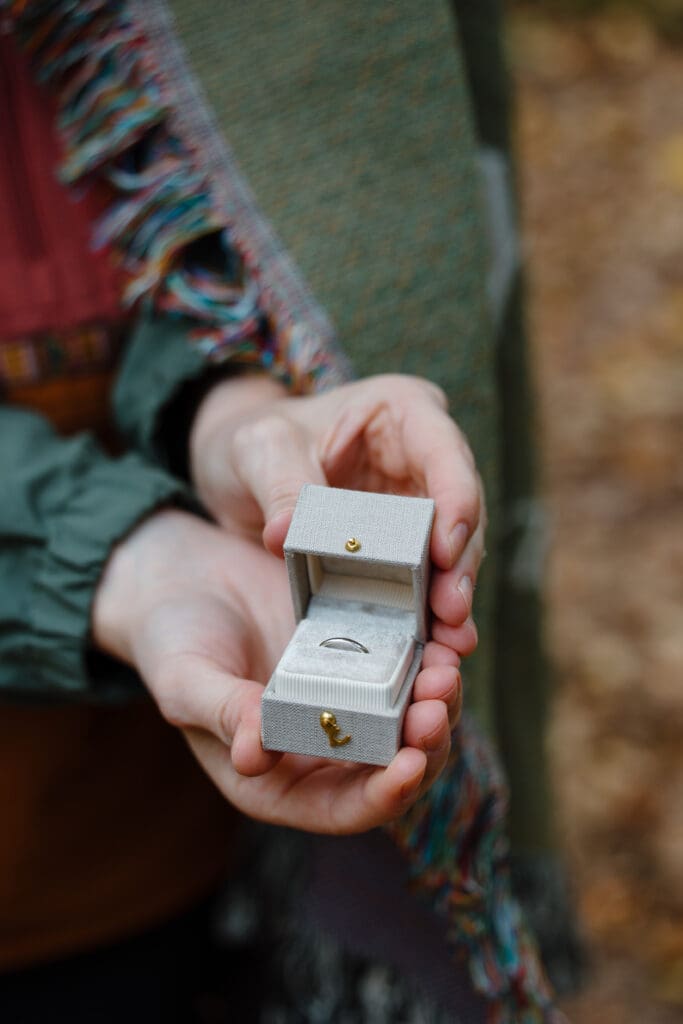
top-left (4, 0), bottom-right (342, 391)
top-left (389, 716), bottom-right (567, 1024)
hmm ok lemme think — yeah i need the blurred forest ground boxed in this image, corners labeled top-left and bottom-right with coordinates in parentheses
top-left (506, 2), bottom-right (683, 1021)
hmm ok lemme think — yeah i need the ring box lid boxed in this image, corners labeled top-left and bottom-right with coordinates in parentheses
top-left (284, 485), bottom-right (435, 643)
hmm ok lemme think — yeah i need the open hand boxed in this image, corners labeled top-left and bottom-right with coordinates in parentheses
top-left (92, 509), bottom-right (463, 833)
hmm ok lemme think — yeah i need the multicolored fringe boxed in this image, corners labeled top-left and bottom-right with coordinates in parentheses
top-left (4, 2), bottom-right (562, 1020)
top-left (3, 0), bottom-right (346, 392)
top-left (389, 715), bottom-right (565, 1024)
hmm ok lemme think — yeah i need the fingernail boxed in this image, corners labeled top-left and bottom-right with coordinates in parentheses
top-left (448, 522), bottom-right (469, 565)
top-left (452, 682), bottom-right (463, 723)
top-left (465, 616), bottom-right (478, 644)
top-left (420, 722), bottom-right (445, 752)
top-left (454, 675), bottom-right (464, 716)
top-left (457, 575), bottom-right (473, 614)
top-left (400, 771), bottom-right (424, 803)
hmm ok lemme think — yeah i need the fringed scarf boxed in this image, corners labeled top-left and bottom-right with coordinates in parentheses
top-left (2, 2), bottom-right (564, 1020)
top-left (2, 0), bottom-right (348, 391)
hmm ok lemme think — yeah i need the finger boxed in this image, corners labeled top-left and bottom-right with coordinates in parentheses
top-left (412, 664), bottom-right (462, 730)
top-left (421, 640), bottom-right (461, 669)
top-left (431, 616), bottom-right (479, 658)
top-left (277, 744), bottom-right (431, 833)
top-left (155, 654), bottom-right (280, 777)
top-left (234, 745), bottom-right (429, 833)
top-left (403, 697), bottom-right (450, 753)
top-left (453, 518), bottom-right (486, 585)
top-left (429, 520), bottom-right (485, 627)
top-left (231, 414), bottom-right (328, 556)
top-left (402, 401), bottom-right (483, 572)
top-left (430, 568), bottom-right (473, 628)
top-left (339, 746), bottom-right (429, 829)
top-left (402, 698), bottom-right (451, 787)
top-left (193, 732), bottom-right (430, 834)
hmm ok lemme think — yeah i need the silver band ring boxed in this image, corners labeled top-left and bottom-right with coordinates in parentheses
top-left (319, 637), bottom-right (369, 654)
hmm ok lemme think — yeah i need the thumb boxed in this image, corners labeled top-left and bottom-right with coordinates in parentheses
top-left (155, 653), bottom-right (281, 777)
top-left (233, 414), bottom-right (328, 556)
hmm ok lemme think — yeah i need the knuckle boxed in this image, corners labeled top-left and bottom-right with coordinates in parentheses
top-left (265, 480), bottom-right (300, 518)
top-left (155, 674), bottom-right (191, 729)
top-left (456, 432), bottom-right (477, 469)
top-left (369, 373), bottom-right (445, 406)
top-left (451, 679), bottom-right (463, 725)
top-left (233, 414), bottom-right (299, 456)
top-left (425, 380), bottom-right (449, 410)
top-left (475, 474), bottom-right (488, 528)
top-left (213, 693), bottom-right (236, 747)
top-left (458, 490), bottom-right (481, 532)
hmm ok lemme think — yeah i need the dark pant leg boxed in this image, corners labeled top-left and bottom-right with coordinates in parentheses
top-left (0, 902), bottom-right (246, 1024)
top-left (304, 830), bottom-right (489, 1023)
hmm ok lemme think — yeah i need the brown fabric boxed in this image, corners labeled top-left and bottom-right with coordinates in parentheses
top-left (1, 371), bottom-right (239, 971)
top-left (5, 365), bottom-right (124, 449)
top-left (0, 703), bottom-right (237, 972)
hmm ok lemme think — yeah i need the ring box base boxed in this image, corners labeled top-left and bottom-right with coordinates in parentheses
top-left (261, 642), bottom-right (423, 766)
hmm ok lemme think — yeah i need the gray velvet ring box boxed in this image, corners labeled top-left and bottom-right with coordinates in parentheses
top-left (261, 484), bottom-right (435, 766)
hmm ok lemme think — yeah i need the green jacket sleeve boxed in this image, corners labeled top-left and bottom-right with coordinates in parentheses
top-left (112, 308), bottom-right (235, 476)
top-left (0, 404), bottom-right (195, 702)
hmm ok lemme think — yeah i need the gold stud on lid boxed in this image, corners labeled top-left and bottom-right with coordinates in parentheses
top-left (345, 537), bottom-right (361, 553)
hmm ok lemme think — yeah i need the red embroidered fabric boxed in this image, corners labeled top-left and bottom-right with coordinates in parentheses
top-left (0, 34), bottom-right (124, 377)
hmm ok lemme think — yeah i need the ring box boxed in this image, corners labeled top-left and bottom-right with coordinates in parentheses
top-left (261, 484), bottom-right (435, 766)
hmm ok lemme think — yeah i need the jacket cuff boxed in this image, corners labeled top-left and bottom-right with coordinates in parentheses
top-left (22, 454), bottom-right (195, 701)
top-left (113, 309), bottom-right (229, 471)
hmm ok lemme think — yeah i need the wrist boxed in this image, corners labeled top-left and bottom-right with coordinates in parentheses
top-left (189, 373), bottom-right (287, 485)
top-left (91, 507), bottom-right (192, 665)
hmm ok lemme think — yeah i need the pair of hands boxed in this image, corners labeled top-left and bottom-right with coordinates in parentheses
top-left (93, 374), bottom-right (486, 833)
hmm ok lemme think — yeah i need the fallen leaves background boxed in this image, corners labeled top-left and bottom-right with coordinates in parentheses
top-left (507, 5), bottom-right (683, 1021)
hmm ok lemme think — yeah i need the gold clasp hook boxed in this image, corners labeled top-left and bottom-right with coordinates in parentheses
top-left (319, 711), bottom-right (351, 748)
